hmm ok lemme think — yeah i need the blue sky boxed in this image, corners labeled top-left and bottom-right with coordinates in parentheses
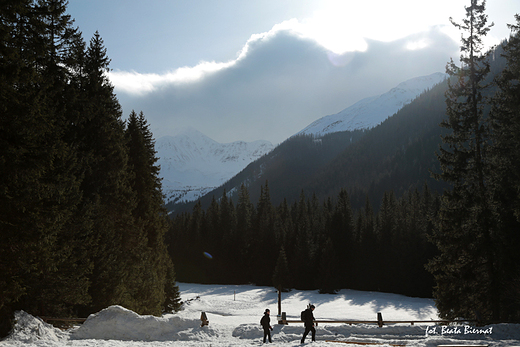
top-left (67, 0), bottom-right (518, 144)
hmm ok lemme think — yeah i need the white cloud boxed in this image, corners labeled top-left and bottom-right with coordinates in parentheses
top-left (110, 16), bottom-right (448, 97)
top-left (110, 60), bottom-right (236, 96)
top-left (115, 26), bottom-right (458, 144)
top-left (111, 20), bottom-right (308, 96)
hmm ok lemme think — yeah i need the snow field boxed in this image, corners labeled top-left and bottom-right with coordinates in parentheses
top-left (2, 283), bottom-right (520, 347)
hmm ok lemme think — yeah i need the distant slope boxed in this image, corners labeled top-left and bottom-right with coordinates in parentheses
top-left (307, 79), bottom-right (451, 209)
top-left (298, 72), bottom-right (447, 137)
top-left (171, 79), bottom-right (450, 215)
top-left (168, 73), bottom-right (448, 213)
top-left (156, 127), bottom-right (273, 206)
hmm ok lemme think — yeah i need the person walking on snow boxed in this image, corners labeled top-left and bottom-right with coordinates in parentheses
top-left (301, 305), bottom-right (316, 343)
top-left (260, 308), bottom-right (273, 343)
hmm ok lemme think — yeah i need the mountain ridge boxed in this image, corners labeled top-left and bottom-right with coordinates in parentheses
top-left (298, 72), bottom-right (447, 137)
top-left (168, 76), bottom-right (451, 214)
top-left (156, 127), bottom-right (273, 205)
top-left (163, 72), bottom-right (448, 212)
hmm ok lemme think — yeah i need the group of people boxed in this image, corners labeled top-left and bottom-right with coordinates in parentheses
top-left (260, 305), bottom-right (316, 344)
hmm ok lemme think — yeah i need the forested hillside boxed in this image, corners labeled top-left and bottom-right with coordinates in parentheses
top-left (308, 80), bottom-right (452, 210)
top-left (172, 40), bottom-right (508, 215)
top-left (171, 81), bottom-right (450, 214)
top-left (0, 0), bottom-right (180, 337)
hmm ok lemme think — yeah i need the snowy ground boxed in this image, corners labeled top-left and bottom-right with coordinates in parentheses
top-left (3, 283), bottom-right (520, 346)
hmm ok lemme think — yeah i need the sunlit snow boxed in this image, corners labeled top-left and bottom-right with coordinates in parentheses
top-left (298, 72), bottom-right (448, 137)
top-left (3, 283), bottom-right (519, 346)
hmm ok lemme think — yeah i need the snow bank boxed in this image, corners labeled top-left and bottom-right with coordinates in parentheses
top-left (71, 305), bottom-right (215, 341)
top-left (6, 310), bottom-right (67, 343)
top-left (4, 284), bottom-right (520, 346)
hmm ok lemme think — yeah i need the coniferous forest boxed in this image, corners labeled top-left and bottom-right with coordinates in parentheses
top-left (0, 0), bottom-right (181, 337)
top-left (170, 3), bottom-right (520, 324)
top-left (1, 0), bottom-right (520, 339)
top-left (169, 182), bottom-right (439, 298)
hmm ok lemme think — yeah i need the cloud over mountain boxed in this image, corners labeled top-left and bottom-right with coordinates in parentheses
top-left (113, 26), bottom-right (458, 144)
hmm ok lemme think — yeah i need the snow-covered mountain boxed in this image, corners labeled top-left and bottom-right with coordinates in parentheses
top-left (298, 72), bottom-right (448, 137)
top-left (158, 73), bottom-right (446, 208)
top-left (156, 127), bottom-right (273, 206)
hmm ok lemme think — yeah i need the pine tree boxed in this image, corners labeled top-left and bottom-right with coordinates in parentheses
top-left (254, 181), bottom-right (277, 285)
top-left (317, 237), bottom-right (336, 294)
top-left (429, 0), bottom-right (499, 321)
top-left (377, 191), bottom-right (397, 291)
top-left (489, 15), bottom-right (520, 321)
top-left (219, 190), bottom-right (238, 282)
top-left (328, 188), bottom-right (354, 288)
top-left (1, 2), bottom-right (44, 324)
top-left (1, 0), bottom-right (93, 330)
top-left (272, 247), bottom-right (290, 291)
top-left (79, 31), bottom-right (135, 312)
top-left (125, 110), bottom-right (180, 315)
top-left (291, 191), bottom-right (316, 289)
top-left (490, 16), bottom-right (520, 219)
top-left (236, 184), bottom-right (254, 281)
top-left (163, 264), bottom-right (182, 313)
top-left (356, 196), bottom-right (377, 290)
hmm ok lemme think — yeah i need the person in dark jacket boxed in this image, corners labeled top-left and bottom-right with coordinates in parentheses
top-left (260, 308), bottom-right (273, 343)
top-left (301, 305), bottom-right (316, 343)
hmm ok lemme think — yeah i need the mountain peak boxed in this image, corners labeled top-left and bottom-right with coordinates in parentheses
top-left (159, 126), bottom-right (217, 144)
top-left (156, 130), bottom-right (273, 206)
top-left (297, 72), bottom-right (447, 137)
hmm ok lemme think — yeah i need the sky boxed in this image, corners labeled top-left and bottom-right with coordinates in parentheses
top-left (67, 0), bottom-right (518, 144)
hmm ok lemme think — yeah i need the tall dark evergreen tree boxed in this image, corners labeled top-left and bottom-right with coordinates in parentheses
top-left (1, 2), bottom-right (184, 336)
top-left (377, 191), bottom-right (397, 290)
top-left (489, 15), bottom-right (520, 321)
top-left (1, 0), bottom-right (93, 333)
top-left (272, 247), bottom-right (290, 291)
top-left (219, 190), bottom-right (238, 282)
top-left (254, 181), bottom-right (277, 285)
top-left (235, 184), bottom-right (254, 280)
top-left (1, 1), bottom-right (46, 324)
top-left (327, 188), bottom-right (354, 289)
top-left (79, 30), bottom-right (135, 312)
top-left (429, 0), bottom-right (499, 321)
top-left (125, 110), bottom-right (181, 314)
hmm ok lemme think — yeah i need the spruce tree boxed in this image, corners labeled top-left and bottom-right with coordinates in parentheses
top-left (291, 191), bottom-right (316, 289)
top-left (163, 264), bottom-right (182, 313)
top-left (0, 2), bottom-right (98, 335)
top-left (1, 2), bottom-right (43, 323)
top-left (429, 0), bottom-right (499, 321)
top-left (236, 184), bottom-right (254, 281)
top-left (356, 196), bottom-right (377, 291)
top-left (272, 247), bottom-right (290, 291)
top-left (489, 15), bottom-right (520, 321)
top-left (125, 110), bottom-right (180, 314)
top-left (254, 181), bottom-right (277, 285)
top-left (79, 31), bottom-right (135, 312)
top-left (328, 188), bottom-right (354, 288)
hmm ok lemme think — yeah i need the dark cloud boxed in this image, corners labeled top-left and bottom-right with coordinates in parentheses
top-left (115, 27), bottom-right (458, 144)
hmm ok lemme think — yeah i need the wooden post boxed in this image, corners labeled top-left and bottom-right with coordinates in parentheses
top-left (277, 286), bottom-right (281, 317)
top-left (377, 312), bottom-right (383, 327)
top-left (279, 312), bottom-right (287, 325)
